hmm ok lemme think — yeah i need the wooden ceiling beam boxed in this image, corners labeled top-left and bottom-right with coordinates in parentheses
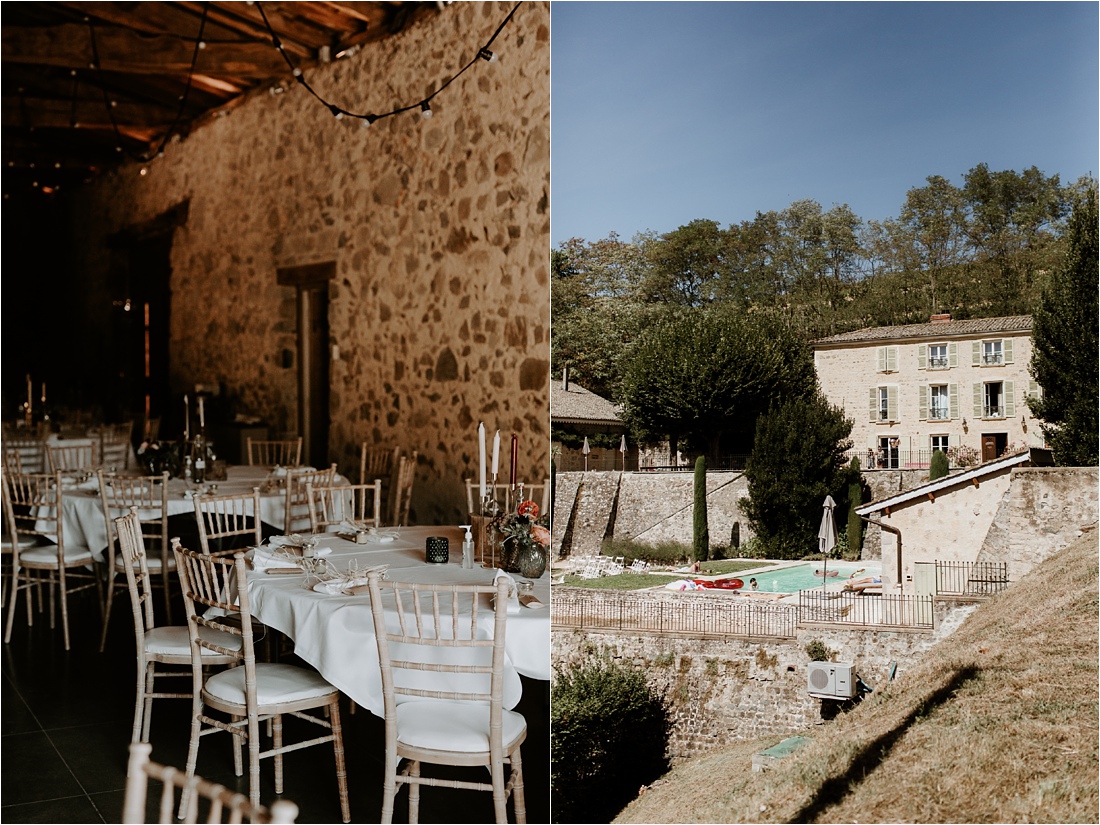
top-left (3, 97), bottom-right (178, 130)
top-left (53, 1), bottom-right (257, 48)
top-left (176, 1), bottom-right (325, 56)
top-left (2, 24), bottom-right (290, 78)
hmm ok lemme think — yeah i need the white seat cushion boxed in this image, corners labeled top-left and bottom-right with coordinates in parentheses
top-left (114, 554), bottom-right (175, 572)
top-left (395, 701), bottom-right (526, 753)
top-left (204, 663), bottom-right (336, 707)
top-left (144, 625), bottom-right (243, 657)
top-left (19, 543), bottom-right (94, 565)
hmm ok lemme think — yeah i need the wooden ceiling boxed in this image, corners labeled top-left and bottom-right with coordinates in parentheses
top-left (2, 1), bottom-right (436, 196)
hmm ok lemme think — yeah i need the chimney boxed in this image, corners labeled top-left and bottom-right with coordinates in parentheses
top-left (930, 313), bottom-right (951, 324)
top-left (562, 366), bottom-right (569, 391)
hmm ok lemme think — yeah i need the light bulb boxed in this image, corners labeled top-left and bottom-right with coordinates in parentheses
top-left (198, 41), bottom-right (207, 49)
top-left (420, 102), bottom-right (432, 119)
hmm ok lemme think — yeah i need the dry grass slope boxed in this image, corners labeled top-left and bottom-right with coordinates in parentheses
top-left (615, 530), bottom-right (1099, 824)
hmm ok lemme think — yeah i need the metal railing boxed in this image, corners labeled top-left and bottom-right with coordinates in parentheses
top-left (551, 589), bottom-right (798, 638)
top-left (797, 591), bottom-right (935, 629)
top-left (983, 405), bottom-right (1004, 418)
top-left (982, 353), bottom-right (1004, 365)
top-left (928, 356), bottom-right (949, 368)
top-left (935, 561), bottom-right (1009, 597)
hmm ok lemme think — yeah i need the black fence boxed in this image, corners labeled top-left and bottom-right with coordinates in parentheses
top-left (935, 561), bottom-right (1009, 597)
top-left (797, 591), bottom-right (935, 628)
top-left (551, 589), bottom-right (798, 638)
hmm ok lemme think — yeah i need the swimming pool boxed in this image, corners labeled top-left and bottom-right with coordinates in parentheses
top-left (744, 561), bottom-right (881, 593)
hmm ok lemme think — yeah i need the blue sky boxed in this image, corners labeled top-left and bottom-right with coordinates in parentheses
top-left (550, 1), bottom-right (1099, 246)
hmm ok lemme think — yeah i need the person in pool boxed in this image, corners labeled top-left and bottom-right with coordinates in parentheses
top-left (749, 577), bottom-right (758, 590)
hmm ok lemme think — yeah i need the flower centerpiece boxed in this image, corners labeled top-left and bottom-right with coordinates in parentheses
top-left (137, 439), bottom-right (183, 478)
top-left (490, 499), bottom-right (551, 578)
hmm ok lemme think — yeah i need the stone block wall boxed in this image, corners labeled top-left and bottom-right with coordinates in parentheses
top-left (553, 470), bottom-right (752, 557)
top-left (978, 467), bottom-right (1098, 580)
top-left (552, 598), bottom-right (975, 762)
top-left (67, 2), bottom-right (550, 525)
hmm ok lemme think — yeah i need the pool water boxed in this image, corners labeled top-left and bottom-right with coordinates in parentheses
top-left (744, 561), bottom-right (880, 593)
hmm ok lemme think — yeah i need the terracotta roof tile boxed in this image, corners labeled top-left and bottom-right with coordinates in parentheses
top-left (550, 381), bottom-right (623, 425)
top-left (813, 315), bottom-right (1032, 346)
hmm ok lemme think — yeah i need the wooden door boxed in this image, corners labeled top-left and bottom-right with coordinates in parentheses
top-left (297, 285), bottom-right (329, 468)
top-left (981, 435), bottom-right (998, 463)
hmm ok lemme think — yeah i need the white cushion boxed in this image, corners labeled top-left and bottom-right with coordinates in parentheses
top-left (144, 625), bottom-right (243, 657)
top-left (395, 701), bottom-right (526, 753)
top-left (114, 554), bottom-right (176, 572)
top-left (204, 663), bottom-right (336, 707)
top-left (19, 544), bottom-right (94, 565)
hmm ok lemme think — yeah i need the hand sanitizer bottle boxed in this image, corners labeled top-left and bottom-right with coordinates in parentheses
top-left (461, 524), bottom-right (475, 569)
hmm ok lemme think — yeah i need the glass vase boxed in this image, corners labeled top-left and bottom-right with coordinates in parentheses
top-left (516, 541), bottom-right (548, 579)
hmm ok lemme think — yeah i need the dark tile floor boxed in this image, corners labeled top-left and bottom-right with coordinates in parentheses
top-left (2, 584), bottom-right (549, 823)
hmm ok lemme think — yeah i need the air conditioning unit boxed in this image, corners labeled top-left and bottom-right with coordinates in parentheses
top-left (807, 662), bottom-right (855, 700)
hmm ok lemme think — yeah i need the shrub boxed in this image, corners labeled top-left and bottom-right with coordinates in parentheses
top-left (551, 659), bottom-right (670, 823)
top-left (846, 456), bottom-right (863, 556)
top-left (804, 639), bottom-right (834, 662)
top-left (601, 537), bottom-right (692, 566)
top-left (929, 449), bottom-right (949, 481)
top-left (693, 455), bottom-right (709, 562)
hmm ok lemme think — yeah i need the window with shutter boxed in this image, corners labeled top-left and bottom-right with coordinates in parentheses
top-left (972, 341), bottom-right (982, 365)
top-left (949, 383), bottom-right (959, 419)
top-left (917, 344), bottom-right (928, 370)
top-left (869, 387), bottom-right (879, 422)
top-left (887, 386), bottom-right (899, 422)
top-left (877, 347), bottom-right (887, 373)
top-left (1003, 338), bottom-right (1013, 364)
top-left (886, 346), bottom-right (898, 372)
top-left (948, 342), bottom-right (958, 367)
top-left (918, 385), bottom-right (928, 420)
top-left (928, 344), bottom-right (948, 369)
top-left (973, 383), bottom-right (983, 418)
top-left (1004, 380), bottom-right (1015, 417)
top-left (930, 385), bottom-right (949, 419)
top-left (1028, 379), bottom-right (1042, 400)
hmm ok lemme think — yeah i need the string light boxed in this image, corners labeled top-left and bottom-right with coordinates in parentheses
top-left (254, 1), bottom-right (519, 128)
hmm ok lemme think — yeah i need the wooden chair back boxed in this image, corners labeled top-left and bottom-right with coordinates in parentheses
top-left (465, 478), bottom-right (551, 518)
top-left (47, 442), bottom-right (97, 473)
top-left (193, 489), bottom-right (263, 555)
top-left (123, 742), bottom-right (298, 824)
top-left (388, 452), bottom-right (417, 527)
top-left (3, 435), bottom-right (46, 474)
top-left (4, 471), bottom-right (61, 544)
top-left (283, 464), bottom-right (337, 534)
top-left (305, 482), bottom-right (381, 533)
top-left (99, 422), bottom-right (134, 469)
top-left (99, 471), bottom-right (171, 561)
top-left (246, 438), bottom-right (302, 467)
top-left (359, 445), bottom-right (399, 485)
top-left (114, 508), bottom-right (157, 653)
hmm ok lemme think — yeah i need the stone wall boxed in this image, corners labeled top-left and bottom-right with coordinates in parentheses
top-left (552, 598), bottom-right (975, 762)
top-left (552, 470), bottom-right (753, 557)
top-left (67, 2), bottom-right (551, 525)
top-left (977, 467), bottom-right (1098, 580)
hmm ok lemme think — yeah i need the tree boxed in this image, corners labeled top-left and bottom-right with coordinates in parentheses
top-left (618, 307), bottom-right (816, 458)
top-left (929, 449), bottom-right (949, 481)
top-left (693, 456), bottom-right (709, 562)
top-left (740, 394), bottom-right (854, 559)
top-left (638, 219), bottom-right (728, 307)
top-left (846, 456), bottom-right (864, 556)
top-left (898, 175), bottom-right (969, 312)
top-left (1028, 185), bottom-right (1099, 466)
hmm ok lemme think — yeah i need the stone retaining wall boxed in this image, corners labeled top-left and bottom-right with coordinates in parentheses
top-left (552, 599), bottom-right (974, 761)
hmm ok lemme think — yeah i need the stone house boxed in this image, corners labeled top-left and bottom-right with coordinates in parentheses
top-left (550, 372), bottom-right (628, 471)
top-left (813, 314), bottom-right (1043, 469)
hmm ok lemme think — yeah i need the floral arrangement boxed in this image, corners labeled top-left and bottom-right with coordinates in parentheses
top-left (492, 500), bottom-right (551, 550)
top-left (946, 444), bottom-right (980, 468)
top-left (137, 440), bottom-right (183, 477)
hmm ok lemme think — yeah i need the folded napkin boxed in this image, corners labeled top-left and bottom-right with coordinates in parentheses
top-left (252, 543), bottom-right (331, 573)
top-left (313, 563), bottom-right (389, 595)
top-left (494, 570), bottom-right (521, 614)
top-left (337, 522), bottom-right (399, 542)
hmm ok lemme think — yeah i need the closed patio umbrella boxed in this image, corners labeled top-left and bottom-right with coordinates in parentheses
top-left (818, 495), bottom-right (838, 590)
top-left (582, 436), bottom-right (590, 472)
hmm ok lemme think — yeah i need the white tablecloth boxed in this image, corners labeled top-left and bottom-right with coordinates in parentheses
top-left (51, 465), bottom-right (290, 560)
top-left (245, 526), bottom-right (550, 717)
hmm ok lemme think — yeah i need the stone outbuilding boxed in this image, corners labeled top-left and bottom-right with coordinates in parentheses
top-left (550, 371), bottom-right (629, 471)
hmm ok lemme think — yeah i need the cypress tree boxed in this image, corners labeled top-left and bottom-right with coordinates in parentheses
top-left (929, 449), bottom-right (949, 481)
top-left (846, 457), bottom-right (863, 557)
top-left (693, 456), bottom-right (709, 562)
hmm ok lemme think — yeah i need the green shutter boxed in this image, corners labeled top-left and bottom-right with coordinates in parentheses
top-left (877, 347), bottom-right (886, 373)
top-left (917, 344), bottom-right (927, 370)
top-left (918, 385), bottom-right (928, 420)
top-left (972, 341), bottom-right (981, 365)
top-left (1004, 381), bottom-right (1015, 417)
top-left (887, 386), bottom-right (899, 422)
top-left (1003, 338), bottom-right (1013, 364)
top-left (949, 383), bottom-right (959, 419)
top-left (869, 387), bottom-right (878, 422)
top-left (887, 346), bottom-right (898, 372)
top-left (1028, 379), bottom-right (1042, 399)
top-left (973, 383), bottom-right (983, 418)
top-left (948, 342), bottom-right (958, 367)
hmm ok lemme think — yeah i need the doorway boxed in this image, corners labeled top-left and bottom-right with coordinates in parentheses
top-left (277, 262), bottom-right (334, 467)
top-left (981, 433), bottom-right (1007, 463)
